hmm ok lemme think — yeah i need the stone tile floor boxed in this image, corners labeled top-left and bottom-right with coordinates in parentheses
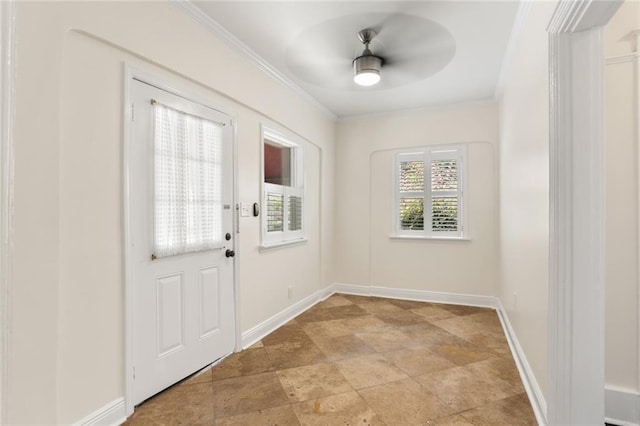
top-left (124, 294), bottom-right (537, 425)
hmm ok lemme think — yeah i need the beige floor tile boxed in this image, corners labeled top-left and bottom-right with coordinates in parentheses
top-left (340, 316), bottom-right (387, 333)
top-left (212, 372), bottom-right (289, 419)
top-left (264, 339), bottom-right (327, 370)
top-left (292, 391), bottom-right (384, 425)
top-left (384, 347), bottom-right (456, 376)
top-left (359, 378), bottom-right (453, 424)
top-left (210, 347), bottom-right (274, 381)
top-left (399, 323), bottom-right (461, 347)
top-left (126, 382), bottom-right (214, 425)
top-left (416, 364), bottom-right (520, 412)
top-left (374, 309), bottom-right (429, 327)
top-left (313, 334), bottom-right (376, 361)
top-left (214, 405), bottom-right (300, 425)
top-left (411, 306), bottom-right (459, 321)
top-left (358, 300), bottom-right (406, 314)
top-left (423, 414), bottom-right (475, 425)
top-left (295, 304), bottom-right (370, 323)
top-left (301, 318), bottom-right (353, 341)
top-left (428, 337), bottom-right (498, 365)
top-left (334, 353), bottom-right (408, 389)
top-left (356, 327), bottom-right (417, 352)
top-left (459, 393), bottom-right (537, 425)
top-left (385, 298), bottom-right (433, 310)
top-left (463, 332), bottom-right (511, 357)
top-left (182, 366), bottom-right (212, 386)
top-left (277, 362), bottom-right (353, 402)
top-left (433, 313), bottom-right (502, 339)
top-left (262, 323), bottom-right (309, 347)
top-left (128, 296), bottom-right (536, 425)
top-left (466, 357), bottom-right (525, 393)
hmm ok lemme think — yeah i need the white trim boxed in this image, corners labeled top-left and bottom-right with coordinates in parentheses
top-left (547, 1), bottom-right (623, 424)
top-left (168, 0), bottom-right (336, 121)
top-left (495, 300), bottom-right (548, 425)
top-left (0, 1), bottom-right (16, 424)
top-left (494, 0), bottom-right (534, 99)
top-left (329, 283), bottom-right (498, 309)
top-left (241, 286), bottom-right (333, 349)
top-left (122, 65), bottom-right (240, 416)
top-left (259, 238), bottom-right (308, 252)
top-left (388, 235), bottom-right (471, 242)
top-left (72, 398), bottom-right (127, 426)
top-left (605, 386), bottom-right (640, 426)
top-left (606, 53), bottom-right (640, 65)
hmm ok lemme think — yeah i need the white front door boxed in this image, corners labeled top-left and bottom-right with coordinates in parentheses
top-left (129, 79), bottom-right (235, 405)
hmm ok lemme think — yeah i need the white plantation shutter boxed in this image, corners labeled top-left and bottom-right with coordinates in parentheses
top-left (429, 150), bottom-right (461, 235)
top-left (262, 127), bottom-right (305, 245)
top-left (397, 153), bottom-right (425, 231)
top-left (395, 146), bottom-right (465, 238)
top-left (153, 101), bottom-right (224, 257)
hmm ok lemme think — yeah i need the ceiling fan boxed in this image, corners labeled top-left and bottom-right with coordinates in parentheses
top-left (284, 13), bottom-right (456, 91)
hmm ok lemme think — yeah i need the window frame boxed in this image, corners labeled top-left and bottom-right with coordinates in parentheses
top-left (392, 144), bottom-right (468, 240)
top-left (260, 125), bottom-right (306, 248)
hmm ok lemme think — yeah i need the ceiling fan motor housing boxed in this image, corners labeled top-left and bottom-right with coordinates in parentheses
top-left (353, 53), bottom-right (383, 76)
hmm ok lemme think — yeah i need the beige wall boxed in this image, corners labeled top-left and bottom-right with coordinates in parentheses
top-left (335, 104), bottom-right (500, 296)
top-left (9, 2), bottom-right (335, 424)
top-left (604, 0), bottom-right (640, 391)
top-left (497, 0), bottom-right (557, 400)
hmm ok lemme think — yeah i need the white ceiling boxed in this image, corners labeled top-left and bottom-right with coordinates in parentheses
top-left (191, 1), bottom-right (520, 118)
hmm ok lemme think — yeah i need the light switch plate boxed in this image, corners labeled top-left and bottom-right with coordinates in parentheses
top-left (240, 203), bottom-right (251, 217)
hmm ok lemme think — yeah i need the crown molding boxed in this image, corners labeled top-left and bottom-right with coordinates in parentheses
top-left (494, 0), bottom-right (534, 100)
top-left (169, 0), bottom-right (336, 121)
top-left (548, 0), bottom-right (621, 33)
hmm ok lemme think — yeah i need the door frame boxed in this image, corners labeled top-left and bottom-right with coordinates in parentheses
top-left (122, 65), bottom-right (241, 417)
top-left (547, 0), bottom-right (623, 423)
top-left (0, 0), bottom-right (16, 424)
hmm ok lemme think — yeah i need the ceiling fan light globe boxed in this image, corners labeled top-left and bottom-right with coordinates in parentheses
top-left (353, 54), bottom-right (383, 86)
top-left (354, 71), bottom-right (381, 86)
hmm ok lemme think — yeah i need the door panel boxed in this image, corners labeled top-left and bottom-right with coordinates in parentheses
top-left (130, 79), bottom-right (235, 405)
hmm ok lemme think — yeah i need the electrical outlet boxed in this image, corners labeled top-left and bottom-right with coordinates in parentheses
top-left (288, 286), bottom-right (293, 299)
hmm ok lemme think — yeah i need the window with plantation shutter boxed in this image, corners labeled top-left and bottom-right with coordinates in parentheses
top-left (394, 146), bottom-right (466, 239)
top-left (262, 126), bottom-right (305, 246)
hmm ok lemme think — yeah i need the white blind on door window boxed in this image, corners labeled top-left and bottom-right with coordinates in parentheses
top-left (153, 101), bottom-right (223, 258)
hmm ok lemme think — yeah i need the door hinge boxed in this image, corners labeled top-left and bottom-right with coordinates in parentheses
top-left (133, 366), bottom-right (136, 380)
top-left (131, 103), bottom-right (135, 122)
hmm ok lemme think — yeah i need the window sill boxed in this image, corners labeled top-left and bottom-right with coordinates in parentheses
top-left (259, 238), bottom-right (308, 252)
top-left (389, 234), bottom-right (471, 242)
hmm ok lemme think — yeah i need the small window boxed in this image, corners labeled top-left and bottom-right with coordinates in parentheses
top-left (262, 126), bottom-right (305, 246)
top-left (394, 145), bottom-right (466, 239)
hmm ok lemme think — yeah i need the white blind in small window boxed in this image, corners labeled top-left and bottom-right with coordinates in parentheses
top-left (153, 101), bottom-right (223, 258)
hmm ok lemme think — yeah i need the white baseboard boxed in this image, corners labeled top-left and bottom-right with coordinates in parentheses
top-left (241, 286), bottom-right (333, 349)
top-left (72, 397), bottom-right (126, 426)
top-left (330, 282), bottom-right (499, 308)
top-left (495, 300), bottom-right (547, 425)
top-left (605, 386), bottom-right (640, 426)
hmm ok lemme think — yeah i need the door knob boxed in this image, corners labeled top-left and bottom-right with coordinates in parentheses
top-left (225, 249), bottom-right (235, 258)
